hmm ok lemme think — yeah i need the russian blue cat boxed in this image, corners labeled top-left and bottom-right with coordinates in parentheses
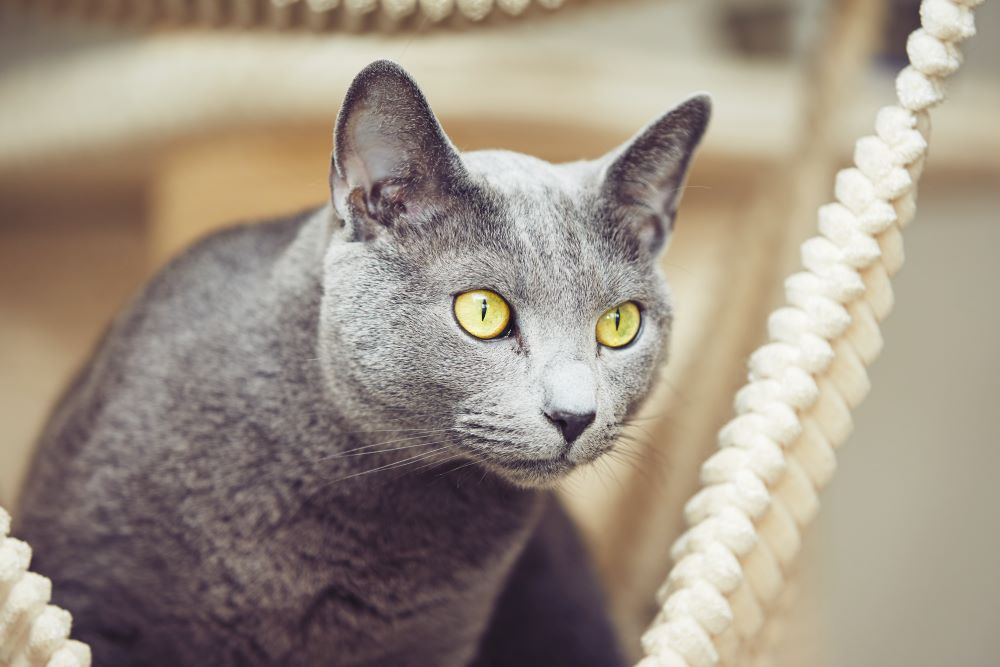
top-left (15, 60), bottom-right (710, 666)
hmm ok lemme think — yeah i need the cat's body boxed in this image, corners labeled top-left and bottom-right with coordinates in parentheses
top-left (15, 61), bottom-right (709, 665)
top-left (17, 213), bottom-right (619, 666)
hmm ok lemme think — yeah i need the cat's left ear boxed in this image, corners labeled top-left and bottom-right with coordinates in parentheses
top-left (599, 94), bottom-right (711, 253)
top-left (330, 60), bottom-right (468, 241)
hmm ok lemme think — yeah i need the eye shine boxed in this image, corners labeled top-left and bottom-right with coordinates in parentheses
top-left (454, 290), bottom-right (511, 339)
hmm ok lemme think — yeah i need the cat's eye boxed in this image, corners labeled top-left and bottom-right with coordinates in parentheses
top-left (596, 301), bottom-right (641, 348)
top-left (454, 290), bottom-right (512, 340)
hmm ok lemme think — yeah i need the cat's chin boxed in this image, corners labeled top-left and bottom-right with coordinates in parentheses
top-left (477, 456), bottom-right (578, 489)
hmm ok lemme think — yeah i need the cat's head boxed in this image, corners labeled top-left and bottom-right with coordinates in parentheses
top-left (318, 60), bottom-right (709, 488)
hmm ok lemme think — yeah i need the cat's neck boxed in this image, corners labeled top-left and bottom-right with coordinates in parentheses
top-left (301, 463), bottom-right (543, 544)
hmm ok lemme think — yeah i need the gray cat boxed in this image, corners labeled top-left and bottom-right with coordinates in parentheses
top-left (15, 60), bottom-right (709, 666)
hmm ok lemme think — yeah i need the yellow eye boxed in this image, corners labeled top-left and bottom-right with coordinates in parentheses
top-left (454, 290), bottom-right (512, 340)
top-left (596, 301), bottom-right (641, 348)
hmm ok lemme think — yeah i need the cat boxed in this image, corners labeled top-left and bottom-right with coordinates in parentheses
top-left (14, 60), bottom-right (710, 666)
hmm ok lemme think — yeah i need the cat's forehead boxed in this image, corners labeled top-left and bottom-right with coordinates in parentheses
top-left (462, 150), bottom-right (597, 198)
top-left (460, 149), bottom-right (605, 248)
top-left (404, 150), bottom-right (661, 310)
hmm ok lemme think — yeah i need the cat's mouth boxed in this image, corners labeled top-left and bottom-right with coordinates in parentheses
top-left (452, 415), bottom-right (621, 487)
top-left (464, 438), bottom-right (615, 488)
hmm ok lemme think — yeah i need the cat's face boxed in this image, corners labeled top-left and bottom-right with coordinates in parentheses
top-left (319, 61), bottom-right (709, 488)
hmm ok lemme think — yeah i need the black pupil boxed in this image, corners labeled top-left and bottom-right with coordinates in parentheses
top-left (481, 298), bottom-right (488, 321)
top-left (614, 307), bottom-right (621, 331)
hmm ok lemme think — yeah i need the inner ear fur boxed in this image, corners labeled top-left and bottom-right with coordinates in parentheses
top-left (330, 60), bottom-right (467, 241)
top-left (600, 94), bottom-right (712, 252)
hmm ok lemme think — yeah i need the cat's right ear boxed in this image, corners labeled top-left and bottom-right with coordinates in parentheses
top-left (330, 60), bottom-right (467, 242)
top-left (598, 94), bottom-right (711, 254)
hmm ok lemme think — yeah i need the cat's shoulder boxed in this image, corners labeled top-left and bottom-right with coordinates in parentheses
top-left (103, 207), bottom-right (322, 368)
top-left (150, 209), bottom-right (314, 296)
top-left (133, 208), bottom-right (318, 316)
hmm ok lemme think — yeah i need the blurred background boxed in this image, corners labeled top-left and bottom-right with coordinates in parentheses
top-left (0, 0), bottom-right (998, 665)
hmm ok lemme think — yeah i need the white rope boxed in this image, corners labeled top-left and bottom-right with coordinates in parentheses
top-left (287, 0), bottom-right (566, 21)
top-left (22, 0), bottom-right (570, 27)
top-left (0, 508), bottom-right (91, 667)
top-left (636, 1), bottom-right (985, 665)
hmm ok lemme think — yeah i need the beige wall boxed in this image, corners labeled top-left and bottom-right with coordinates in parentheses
top-left (819, 177), bottom-right (1000, 667)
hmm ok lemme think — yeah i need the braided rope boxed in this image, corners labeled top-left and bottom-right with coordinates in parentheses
top-left (635, 1), bottom-right (984, 666)
top-left (12, 0), bottom-right (571, 29)
top-left (0, 508), bottom-right (90, 667)
top-left (281, 0), bottom-right (567, 21)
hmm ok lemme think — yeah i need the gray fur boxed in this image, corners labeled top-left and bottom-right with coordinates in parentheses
top-left (15, 60), bottom-right (709, 666)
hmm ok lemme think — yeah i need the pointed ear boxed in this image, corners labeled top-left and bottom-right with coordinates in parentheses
top-left (330, 60), bottom-right (467, 241)
top-left (600, 94), bottom-right (711, 253)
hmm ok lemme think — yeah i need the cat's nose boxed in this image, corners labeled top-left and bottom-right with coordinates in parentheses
top-left (545, 408), bottom-right (596, 444)
top-left (541, 359), bottom-right (597, 445)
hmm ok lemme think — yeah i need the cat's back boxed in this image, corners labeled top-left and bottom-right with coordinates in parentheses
top-left (13, 210), bottom-right (333, 664)
top-left (118, 212), bottom-right (309, 351)
top-left (16, 210), bottom-right (320, 528)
